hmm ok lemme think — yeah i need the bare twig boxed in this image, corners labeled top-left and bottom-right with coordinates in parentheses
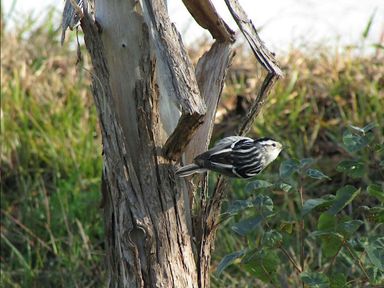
top-left (224, 0), bottom-right (283, 76)
top-left (224, 0), bottom-right (284, 136)
top-left (298, 182), bottom-right (305, 283)
top-left (325, 241), bottom-right (344, 273)
top-left (237, 73), bottom-right (277, 135)
top-left (206, 0), bottom-right (283, 224)
top-left (280, 247), bottom-right (302, 274)
top-left (195, 1), bottom-right (283, 286)
top-left (344, 242), bottom-right (371, 281)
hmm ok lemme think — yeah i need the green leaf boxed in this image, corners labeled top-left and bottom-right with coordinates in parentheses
top-left (323, 235), bottom-right (344, 258)
top-left (315, 214), bottom-right (344, 257)
top-left (251, 195), bottom-right (274, 213)
top-left (317, 213), bottom-right (337, 231)
top-left (310, 230), bottom-right (343, 239)
top-left (367, 268), bottom-right (384, 286)
top-left (279, 221), bottom-right (295, 234)
top-left (376, 143), bottom-right (384, 153)
top-left (359, 206), bottom-right (384, 223)
top-left (306, 168), bottom-right (331, 180)
top-left (279, 159), bottom-right (299, 178)
top-left (301, 195), bottom-right (335, 217)
top-left (327, 185), bottom-right (360, 215)
top-left (316, 217), bottom-right (363, 256)
top-left (375, 143), bottom-right (384, 153)
top-left (311, 228), bottom-right (344, 257)
top-left (215, 250), bottom-right (246, 275)
top-left (329, 272), bottom-right (347, 288)
top-left (336, 160), bottom-right (365, 178)
top-left (337, 220), bottom-right (363, 238)
top-left (262, 230), bottom-right (283, 248)
top-left (362, 10), bottom-right (376, 39)
top-left (343, 130), bottom-right (373, 153)
top-left (242, 249), bottom-right (279, 283)
top-left (362, 122), bottom-right (377, 133)
top-left (300, 158), bottom-right (314, 168)
top-left (276, 182), bottom-right (292, 192)
top-left (227, 199), bottom-right (253, 215)
top-left (232, 215), bottom-right (265, 236)
top-left (365, 237), bottom-right (384, 271)
top-left (226, 195), bottom-right (273, 215)
top-left (300, 271), bottom-right (330, 288)
top-left (246, 180), bottom-right (273, 192)
top-left (367, 184), bottom-right (384, 203)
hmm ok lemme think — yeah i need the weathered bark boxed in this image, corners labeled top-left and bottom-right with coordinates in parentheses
top-left (189, 1), bottom-right (284, 286)
top-left (80, 2), bottom-right (198, 287)
top-left (61, 0), bottom-right (281, 287)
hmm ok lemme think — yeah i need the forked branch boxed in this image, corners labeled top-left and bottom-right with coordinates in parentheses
top-left (196, 0), bottom-right (283, 286)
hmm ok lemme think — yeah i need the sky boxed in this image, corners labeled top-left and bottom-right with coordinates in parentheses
top-left (3, 0), bottom-right (384, 52)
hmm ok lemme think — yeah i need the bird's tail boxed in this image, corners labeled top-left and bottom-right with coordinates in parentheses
top-left (175, 164), bottom-right (207, 177)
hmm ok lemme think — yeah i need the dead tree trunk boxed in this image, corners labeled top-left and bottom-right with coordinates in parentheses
top-left (61, 0), bottom-right (282, 287)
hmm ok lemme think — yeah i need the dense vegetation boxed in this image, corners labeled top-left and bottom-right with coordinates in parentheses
top-left (1, 11), bottom-right (383, 287)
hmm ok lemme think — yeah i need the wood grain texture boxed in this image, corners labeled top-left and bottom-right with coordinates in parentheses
top-left (182, 0), bottom-right (235, 42)
top-left (142, 0), bottom-right (207, 160)
top-left (79, 1), bottom-right (198, 286)
top-left (142, 0), bottom-right (206, 115)
top-left (185, 42), bottom-right (234, 164)
top-left (224, 0), bottom-right (283, 76)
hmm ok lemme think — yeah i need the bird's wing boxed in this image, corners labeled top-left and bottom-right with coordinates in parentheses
top-left (208, 137), bottom-right (255, 163)
top-left (194, 136), bottom-right (256, 177)
top-left (213, 136), bottom-right (253, 149)
top-left (194, 137), bottom-right (239, 165)
top-left (210, 138), bottom-right (263, 178)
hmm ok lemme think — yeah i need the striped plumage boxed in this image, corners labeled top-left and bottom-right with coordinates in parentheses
top-left (176, 136), bottom-right (283, 178)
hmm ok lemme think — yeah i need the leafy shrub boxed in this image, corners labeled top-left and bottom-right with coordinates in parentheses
top-left (215, 123), bottom-right (383, 287)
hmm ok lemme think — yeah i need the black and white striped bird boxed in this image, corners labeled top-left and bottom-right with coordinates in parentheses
top-left (176, 136), bottom-right (283, 178)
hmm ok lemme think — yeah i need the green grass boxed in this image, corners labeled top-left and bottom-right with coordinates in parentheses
top-left (1, 12), bottom-right (104, 287)
top-left (1, 10), bottom-right (383, 288)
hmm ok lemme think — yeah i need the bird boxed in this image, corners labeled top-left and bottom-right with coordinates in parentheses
top-left (175, 136), bottom-right (283, 178)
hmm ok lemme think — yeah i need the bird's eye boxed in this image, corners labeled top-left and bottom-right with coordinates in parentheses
top-left (272, 143), bottom-right (276, 147)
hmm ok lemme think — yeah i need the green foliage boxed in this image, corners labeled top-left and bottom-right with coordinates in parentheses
top-left (1, 11), bottom-right (103, 287)
top-left (306, 168), bottom-right (331, 180)
top-left (329, 272), bottom-right (347, 288)
top-left (242, 249), bottom-right (280, 284)
top-left (326, 185), bottom-right (360, 215)
top-left (215, 250), bottom-right (246, 276)
top-left (337, 160), bottom-right (365, 178)
top-left (300, 272), bottom-right (330, 288)
top-left (215, 123), bottom-right (383, 287)
top-left (301, 195), bottom-right (335, 217)
top-left (367, 184), bottom-right (384, 202)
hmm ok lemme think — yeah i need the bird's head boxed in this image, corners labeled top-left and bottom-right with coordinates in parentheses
top-left (255, 137), bottom-right (283, 164)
